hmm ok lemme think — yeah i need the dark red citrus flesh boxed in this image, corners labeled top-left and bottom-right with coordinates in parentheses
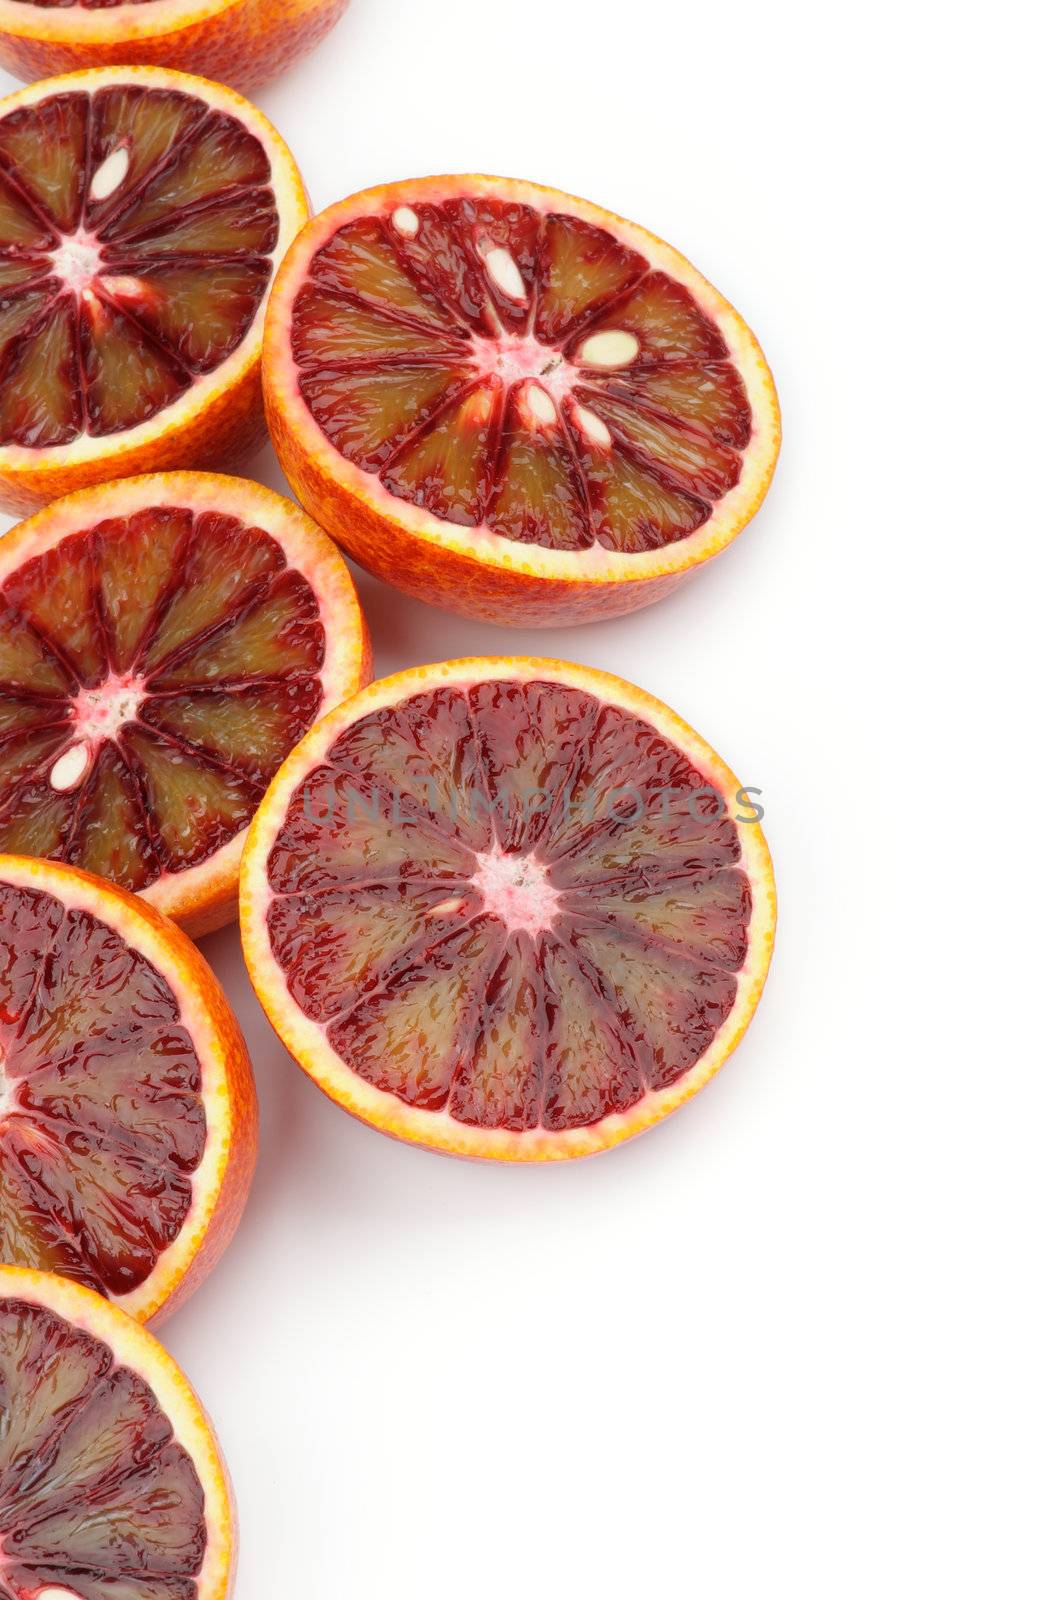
top-left (290, 198), bottom-right (753, 553)
top-left (0, 875), bottom-right (208, 1297)
top-left (265, 678), bottom-right (751, 1131)
top-left (0, 85), bottom-right (278, 447)
top-left (0, 505), bottom-right (326, 890)
top-left (0, 1295), bottom-right (207, 1600)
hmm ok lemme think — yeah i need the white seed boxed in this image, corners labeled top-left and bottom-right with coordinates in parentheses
top-left (525, 384), bottom-right (558, 426)
top-left (89, 146), bottom-right (130, 203)
top-left (483, 245), bottom-right (526, 301)
top-left (49, 742), bottom-right (90, 793)
top-left (428, 896), bottom-right (466, 917)
top-left (99, 274), bottom-right (147, 302)
top-left (576, 328), bottom-right (640, 369)
top-left (392, 206), bottom-right (420, 238)
top-left (571, 403), bottom-right (612, 449)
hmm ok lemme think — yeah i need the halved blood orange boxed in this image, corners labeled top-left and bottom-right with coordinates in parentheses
top-left (0, 1265), bottom-right (234, 1600)
top-left (0, 855), bottom-right (256, 1325)
top-left (0, 471), bottom-right (369, 936)
top-left (263, 175), bottom-right (781, 626)
top-left (240, 658), bottom-right (775, 1161)
top-left (0, 0), bottom-right (348, 95)
top-left (0, 66), bottom-right (308, 515)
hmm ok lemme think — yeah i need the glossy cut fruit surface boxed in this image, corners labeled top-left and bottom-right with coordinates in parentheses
top-left (0, 67), bottom-right (308, 515)
top-left (241, 658), bottom-right (775, 1161)
top-left (0, 855), bottom-right (256, 1324)
top-left (0, 472), bottom-right (369, 935)
top-left (0, 1264), bottom-right (234, 1600)
top-left (0, 0), bottom-right (348, 94)
top-left (264, 175), bottom-right (780, 625)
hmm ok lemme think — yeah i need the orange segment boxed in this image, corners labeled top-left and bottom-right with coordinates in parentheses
top-left (0, 1266), bottom-right (235, 1598)
top-left (69, 740), bottom-right (159, 889)
top-left (0, 472), bottom-right (369, 935)
top-left (310, 215), bottom-right (455, 330)
top-left (490, 386), bottom-right (592, 550)
top-left (0, 68), bottom-right (308, 516)
top-left (298, 363), bottom-right (469, 472)
top-left (534, 211), bottom-right (647, 343)
top-left (291, 284), bottom-right (469, 363)
top-left (0, 88), bottom-right (89, 233)
top-left (241, 658), bottom-right (776, 1161)
top-left (0, 298), bottom-right (82, 448)
top-left (382, 383), bottom-right (500, 526)
top-left (0, 857), bottom-right (256, 1325)
top-left (264, 175), bottom-right (780, 624)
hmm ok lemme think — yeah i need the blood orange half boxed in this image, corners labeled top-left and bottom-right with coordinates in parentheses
top-left (0, 0), bottom-right (348, 95)
top-left (240, 658), bottom-right (775, 1161)
top-left (0, 471), bottom-right (369, 936)
top-left (0, 855), bottom-right (256, 1325)
top-left (0, 1265), bottom-right (234, 1600)
top-left (0, 67), bottom-right (308, 515)
top-left (264, 175), bottom-right (780, 626)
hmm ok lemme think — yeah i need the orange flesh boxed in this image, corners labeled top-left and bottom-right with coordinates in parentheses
top-left (0, 505), bottom-right (326, 889)
top-left (289, 199), bottom-right (754, 553)
top-left (0, 876), bottom-right (208, 1297)
top-left (0, 1294), bottom-right (207, 1600)
top-left (265, 678), bottom-right (751, 1131)
top-left (0, 84), bottom-right (278, 446)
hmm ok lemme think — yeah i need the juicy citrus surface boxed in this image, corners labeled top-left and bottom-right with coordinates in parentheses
top-left (0, 857), bottom-right (256, 1320)
top-left (0, 69), bottom-right (308, 513)
top-left (0, 473), bottom-right (368, 932)
top-left (0, 1265), bottom-right (233, 1600)
top-left (289, 194), bottom-right (752, 551)
top-left (241, 659), bottom-right (775, 1160)
top-left (0, 82), bottom-right (275, 445)
top-left (265, 176), bottom-right (779, 624)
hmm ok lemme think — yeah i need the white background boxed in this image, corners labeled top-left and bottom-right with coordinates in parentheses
top-left (3, 2), bottom-right (1057, 1595)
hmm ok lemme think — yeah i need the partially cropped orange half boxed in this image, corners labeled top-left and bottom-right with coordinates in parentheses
top-left (0, 66), bottom-right (308, 515)
top-left (0, 471), bottom-right (369, 935)
top-left (0, 1265), bottom-right (234, 1599)
top-left (241, 658), bottom-right (775, 1161)
top-left (0, 0), bottom-right (348, 94)
top-left (0, 855), bottom-right (256, 1325)
top-left (264, 175), bottom-right (780, 626)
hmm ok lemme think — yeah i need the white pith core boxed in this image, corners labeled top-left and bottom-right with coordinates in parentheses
top-left (467, 331), bottom-right (617, 448)
top-left (471, 845), bottom-right (564, 938)
top-left (379, 208), bottom-right (636, 451)
top-left (471, 330), bottom-right (577, 395)
top-left (50, 228), bottom-right (104, 296)
top-left (48, 675), bottom-right (145, 792)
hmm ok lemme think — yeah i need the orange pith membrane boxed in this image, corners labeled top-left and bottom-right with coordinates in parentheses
top-left (0, 857), bottom-right (256, 1327)
top-left (0, 69), bottom-right (307, 513)
top-left (0, 1266), bottom-right (233, 1600)
top-left (265, 177), bottom-right (780, 624)
top-left (241, 661), bottom-right (775, 1161)
top-left (0, 474), bottom-right (368, 934)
